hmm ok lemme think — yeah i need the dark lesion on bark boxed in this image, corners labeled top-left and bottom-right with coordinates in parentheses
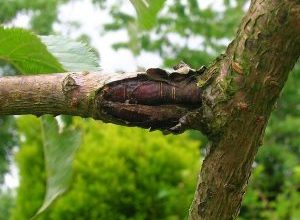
top-left (93, 65), bottom-right (206, 134)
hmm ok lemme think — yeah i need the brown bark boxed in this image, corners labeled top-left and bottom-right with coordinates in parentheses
top-left (189, 0), bottom-right (300, 219)
top-left (0, 0), bottom-right (299, 219)
top-left (0, 70), bottom-right (202, 132)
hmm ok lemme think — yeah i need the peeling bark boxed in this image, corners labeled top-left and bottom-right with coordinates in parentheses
top-left (0, 70), bottom-right (203, 133)
top-left (0, 0), bottom-right (299, 219)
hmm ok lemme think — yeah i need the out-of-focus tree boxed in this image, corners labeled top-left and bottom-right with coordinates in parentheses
top-left (99, 0), bottom-right (247, 66)
top-left (0, 189), bottom-right (15, 220)
top-left (10, 116), bottom-right (46, 220)
top-left (0, 116), bottom-right (17, 185)
top-left (0, 0), bottom-right (70, 34)
top-left (12, 116), bottom-right (200, 220)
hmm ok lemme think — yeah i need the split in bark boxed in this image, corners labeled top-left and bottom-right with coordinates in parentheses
top-left (0, 0), bottom-right (299, 219)
top-left (0, 67), bottom-right (205, 134)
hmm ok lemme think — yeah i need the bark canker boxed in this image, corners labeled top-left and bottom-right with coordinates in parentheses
top-left (95, 70), bottom-right (202, 131)
top-left (0, 70), bottom-right (203, 133)
top-left (0, 1), bottom-right (299, 219)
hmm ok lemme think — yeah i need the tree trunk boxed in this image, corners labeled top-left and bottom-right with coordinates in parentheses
top-left (189, 0), bottom-right (300, 219)
top-left (0, 0), bottom-right (299, 219)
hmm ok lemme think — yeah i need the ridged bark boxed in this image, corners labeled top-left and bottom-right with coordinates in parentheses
top-left (0, 0), bottom-right (299, 219)
top-left (189, 0), bottom-right (300, 219)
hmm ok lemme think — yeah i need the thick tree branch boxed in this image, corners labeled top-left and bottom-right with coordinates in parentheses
top-left (189, 0), bottom-right (300, 219)
top-left (0, 0), bottom-right (299, 219)
top-left (0, 70), bottom-right (202, 132)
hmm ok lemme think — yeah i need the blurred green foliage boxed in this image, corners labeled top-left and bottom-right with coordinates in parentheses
top-left (0, 0), bottom-right (299, 219)
top-left (11, 116), bottom-right (46, 220)
top-left (102, 0), bottom-right (247, 67)
top-left (0, 116), bottom-right (17, 185)
top-left (12, 117), bottom-right (200, 220)
top-left (0, 189), bottom-right (15, 220)
top-left (0, 0), bottom-right (69, 35)
top-left (129, 0), bottom-right (166, 29)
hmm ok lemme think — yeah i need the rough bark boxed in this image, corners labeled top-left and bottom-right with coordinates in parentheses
top-left (189, 0), bottom-right (300, 219)
top-left (0, 0), bottom-right (299, 219)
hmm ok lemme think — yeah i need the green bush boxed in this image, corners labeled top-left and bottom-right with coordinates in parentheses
top-left (11, 116), bottom-right (201, 220)
top-left (0, 189), bottom-right (15, 220)
top-left (11, 116), bottom-right (46, 220)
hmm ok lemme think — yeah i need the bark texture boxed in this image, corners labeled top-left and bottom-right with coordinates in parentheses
top-left (189, 0), bottom-right (300, 219)
top-left (0, 70), bottom-right (202, 132)
top-left (0, 0), bottom-right (299, 219)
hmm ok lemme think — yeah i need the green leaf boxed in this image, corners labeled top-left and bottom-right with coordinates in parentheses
top-left (0, 27), bottom-right (64, 74)
top-left (34, 115), bottom-right (81, 217)
top-left (129, 0), bottom-right (166, 29)
top-left (40, 35), bottom-right (100, 71)
top-left (0, 27), bottom-right (100, 74)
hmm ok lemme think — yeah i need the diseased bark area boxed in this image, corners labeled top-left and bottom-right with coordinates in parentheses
top-left (95, 71), bottom-right (202, 131)
top-left (189, 0), bottom-right (300, 219)
top-left (0, 71), bottom-right (202, 132)
top-left (0, 1), bottom-right (299, 219)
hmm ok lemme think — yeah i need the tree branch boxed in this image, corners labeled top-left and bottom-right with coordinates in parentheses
top-left (0, 70), bottom-right (202, 132)
top-left (0, 0), bottom-right (299, 219)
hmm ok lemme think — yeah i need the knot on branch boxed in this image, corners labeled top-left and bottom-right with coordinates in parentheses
top-left (62, 73), bottom-right (79, 93)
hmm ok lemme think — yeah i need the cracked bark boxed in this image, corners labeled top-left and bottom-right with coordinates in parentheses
top-left (0, 70), bottom-right (203, 133)
top-left (0, 0), bottom-right (299, 219)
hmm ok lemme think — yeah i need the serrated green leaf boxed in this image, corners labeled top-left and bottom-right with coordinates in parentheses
top-left (40, 35), bottom-right (100, 72)
top-left (34, 115), bottom-right (81, 218)
top-left (129, 0), bottom-right (166, 29)
top-left (0, 27), bottom-right (100, 74)
top-left (0, 27), bottom-right (64, 74)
